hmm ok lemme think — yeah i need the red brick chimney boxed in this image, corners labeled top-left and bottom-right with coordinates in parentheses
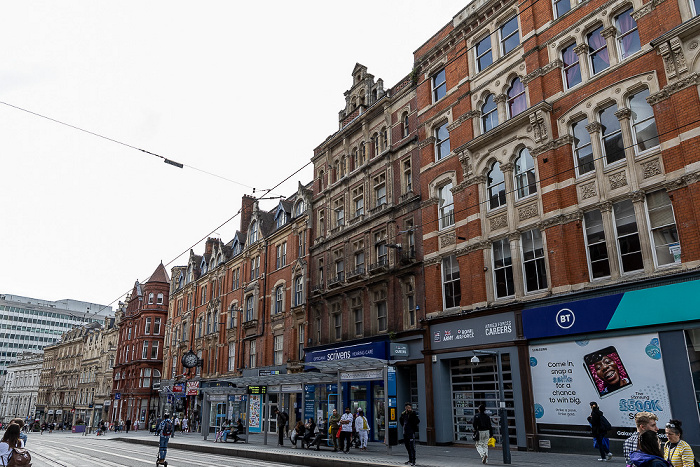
top-left (240, 195), bottom-right (256, 233)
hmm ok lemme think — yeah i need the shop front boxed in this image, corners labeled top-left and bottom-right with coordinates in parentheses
top-left (522, 277), bottom-right (700, 452)
top-left (428, 311), bottom-right (527, 448)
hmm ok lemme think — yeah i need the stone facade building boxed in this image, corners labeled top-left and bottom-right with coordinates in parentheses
top-left (0, 352), bottom-right (43, 424)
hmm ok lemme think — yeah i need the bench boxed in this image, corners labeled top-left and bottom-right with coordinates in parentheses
top-left (214, 429), bottom-right (247, 443)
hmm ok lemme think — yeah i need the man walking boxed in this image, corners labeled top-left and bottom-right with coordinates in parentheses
top-left (157, 413), bottom-right (174, 466)
top-left (623, 412), bottom-right (659, 465)
top-left (125, 418), bottom-right (131, 434)
top-left (399, 402), bottom-right (419, 466)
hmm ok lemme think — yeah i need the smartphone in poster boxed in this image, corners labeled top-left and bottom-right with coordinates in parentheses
top-left (529, 333), bottom-right (670, 437)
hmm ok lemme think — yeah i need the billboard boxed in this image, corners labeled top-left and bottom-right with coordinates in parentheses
top-left (529, 333), bottom-right (670, 438)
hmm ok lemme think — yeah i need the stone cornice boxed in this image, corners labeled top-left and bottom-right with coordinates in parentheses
top-left (632, 0), bottom-right (667, 20)
top-left (647, 73), bottom-right (700, 105)
top-left (538, 210), bottom-right (583, 229)
top-left (418, 136), bottom-right (436, 150)
top-left (522, 59), bottom-right (563, 85)
top-left (531, 134), bottom-right (574, 157)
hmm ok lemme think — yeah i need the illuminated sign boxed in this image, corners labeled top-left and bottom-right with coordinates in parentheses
top-left (247, 385), bottom-right (267, 395)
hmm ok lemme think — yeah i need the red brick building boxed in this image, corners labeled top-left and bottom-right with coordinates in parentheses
top-left (414, 0), bottom-right (700, 451)
top-left (110, 263), bottom-right (169, 427)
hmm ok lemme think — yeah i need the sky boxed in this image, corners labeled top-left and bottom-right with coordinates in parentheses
top-left (0, 1), bottom-right (468, 312)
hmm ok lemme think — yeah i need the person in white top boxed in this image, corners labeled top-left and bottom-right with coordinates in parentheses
top-left (181, 418), bottom-right (189, 433)
top-left (354, 408), bottom-right (370, 451)
top-left (0, 424), bottom-right (24, 466)
top-left (339, 407), bottom-right (354, 454)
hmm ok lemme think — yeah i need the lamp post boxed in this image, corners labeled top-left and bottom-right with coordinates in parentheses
top-left (472, 350), bottom-right (511, 464)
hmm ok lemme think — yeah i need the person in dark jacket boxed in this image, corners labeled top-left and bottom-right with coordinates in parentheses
top-left (473, 404), bottom-right (494, 464)
top-left (274, 408), bottom-right (289, 446)
top-left (399, 403), bottom-right (420, 466)
top-left (588, 402), bottom-right (613, 461)
top-left (630, 429), bottom-right (671, 467)
top-left (301, 418), bottom-right (316, 449)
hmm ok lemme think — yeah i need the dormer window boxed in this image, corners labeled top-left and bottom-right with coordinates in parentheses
top-left (201, 259), bottom-right (207, 274)
top-left (249, 220), bottom-right (258, 244)
top-left (178, 274), bottom-right (184, 289)
top-left (276, 210), bottom-right (286, 229)
top-left (294, 200), bottom-right (305, 217)
top-left (217, 253), bottom-right (223, 265)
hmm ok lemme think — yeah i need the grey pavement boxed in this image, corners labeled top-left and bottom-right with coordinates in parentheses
top-left (97, 430), bottom-right (625, 466)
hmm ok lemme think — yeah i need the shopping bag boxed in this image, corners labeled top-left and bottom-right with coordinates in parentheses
top-left (488, 437), bottom-right (496, 447)
top-left (336, 428), bottom-right (342, 438)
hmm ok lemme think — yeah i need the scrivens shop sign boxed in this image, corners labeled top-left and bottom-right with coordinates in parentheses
top-left (305, 341), bottom-right (387, 363)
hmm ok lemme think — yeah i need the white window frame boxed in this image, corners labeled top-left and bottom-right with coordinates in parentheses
top-left (520, 229), bottom-right (548, 292)
top-left (441, 255), bottom-right (461, 309)
top-left (583, 209), bottom-right (611, 279)
top-left (644, 190), bottom-right (680, 267)
top-left (274, 335), bottom-right (284, 366)
top-left (435, 122), bottom-right (450, 160)
top-left (561, 43), bottom-right (581, 90)
top-left (249, 340), bottom-right (256, 368)
top-left (151, 341), bottom-right (159, 359)
top-left (587, 26), bottom-right (609, 76)
top-left (612, 200), bottom-right (644, 273)
top-left (439, 183), bottom-right (455, 229)
top-left (294, 276), bottom-right (303, 306)
top-left (572, 118), bottom-right (594, 176)
top-left (599, 104), bottom-right (624, 165)
top-left (493, 238), bottom-right (515, 298)
top-left (514, 148), bottom-right (537, 199)
top-left (628, 89), bottom-right (659, 155)
top-left (499, 16), bottom-right (519, 56)
top-left (376, 300), bottom-right (387, 333)
top-left (228, 342), bottom-right (236, 371)
top-left (145, 317), bottom-right (152, 335)
top-left (432, 68), bottom-right (447, 102)
top-left (481, 94), bottom-right (498, 133)
top-left (142, 341), bottom-right (149, 360)
top-left (487, 162), bottom-right (507, 210)
top-left (475, 35), bottom-right (493, 72)
top-left (275, 285), bottom-right (284, 314)
top-left (615, 8), bottom-right (640, 60)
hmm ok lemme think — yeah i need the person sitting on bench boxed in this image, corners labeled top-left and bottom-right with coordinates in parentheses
top-left (230, 419), bottom-right (245, 442)
top-left (307, 418), bottom-right (327, 450)
top-left (301, 418), bottom-right (316, 449)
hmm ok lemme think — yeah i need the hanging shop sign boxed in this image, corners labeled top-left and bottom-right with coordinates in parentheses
top-left (529, 333), bottom-right (670, 439)
top-left (431, 312), bottom-right (516, 350)
top-left (186, 381), bottom-right (200, 396)
top-left (522, 279), bottom-right (700, 339)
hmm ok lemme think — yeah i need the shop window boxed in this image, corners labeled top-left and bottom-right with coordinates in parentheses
top-left (493, 238), bottom-right (515, 298)
top-left (435, 122), bottom-right (451, 160)
top-left (645, 190), bottom-right (679, 266)
top-left (481, 94), bottom-right (498, 133)
top-left (442, 255), bottom-right (461, 309)
top-left (521, 229), bottom-right (547, 292)
top-left (500, 16), bottom-right (519, 55)
top-left (629, 89), bottom-right (659, 154)
top-left (476, 35), bottom-right (493, 72)
top-left (613, 200), bottom-right (644, 273)
top-left (514, 148), bottom-right (537, 199)
top-left (600, 104), bottom-right (625, 164)
top-left (572, 118), bottom-right (594, 175)
top-left (439, 183), bottom-right (455, 229)
top-left (616, 9), bottom-right (640, 59)
top-left (583, 209), bottom-right (611, 279)
top-left (587, 26), bottom-right (610, 75)
top-left (487, 162), bottom-right (507, 210)
top-left (432, 68), bottom-right (447, 102)
top-left (562, 43), bottom-right (581, 89)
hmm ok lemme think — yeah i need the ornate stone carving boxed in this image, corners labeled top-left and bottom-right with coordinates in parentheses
top-left (440, 232), bottom-right (456, 248)
top-left (574, 43), bottom-right (589, 57)
top-left (518, 204), bottom-right (539, 221)
top-left (501, 162), bottom-right (515, 173)
top-left (642, 158), bottom-right (663, 179)
top-left (531, 134), bottom-right (574, 157)
top-left (420, 197), bottom-right (439, 208)
top-left (580, 182), bottom-right (597, 199)
top-left (418, 136), bottom-right (436, 150)
top-left (586, 121), bottom-right (602, 134)
top-left (459, 151), bottom-right (473, 177)
top-left (658, 42), bottom-right (676, 79)
top-left (529, 110), bottom-right (548, 143)
top-left (690, 41), bottom-right (699, 50)
top-left (647, 73), bottom-right (700, 105)
top-left (490, 215), bottom-right (508, 230)
top-left (631, 1), bottom-right (655, 20)
top-left (670, 37), bottom-right (688, 75)
top-left (599, 201), bottom-right (613, 212)
top-left (629, 190), bottom-right (646, 203)
top-left (609, 171), bottom-right (628, 190)
top-left (601, 25), bottom-right (617, 39)
top-left (494, 94), bottom-right (508, 104)
top-left (615, 108), bottom-right (632, 121)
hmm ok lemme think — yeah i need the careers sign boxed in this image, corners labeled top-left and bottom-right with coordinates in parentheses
top-left (431, 312), bottom-right (516, 350)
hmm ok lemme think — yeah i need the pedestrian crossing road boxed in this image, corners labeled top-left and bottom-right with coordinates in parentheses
top-left (28, 434), bottom-right (306, 467)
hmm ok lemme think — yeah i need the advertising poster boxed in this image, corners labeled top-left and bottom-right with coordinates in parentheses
top-left (529, 333), bottom-right (670, 438)
top-left (248, 394), bottom-right (262, 433)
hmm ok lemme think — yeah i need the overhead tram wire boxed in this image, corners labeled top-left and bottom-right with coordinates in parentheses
top-left (0, 100), bottom-right (266, 192)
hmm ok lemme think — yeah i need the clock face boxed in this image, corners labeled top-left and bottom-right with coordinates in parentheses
top-left (182, 351), bottom-right (198, 368)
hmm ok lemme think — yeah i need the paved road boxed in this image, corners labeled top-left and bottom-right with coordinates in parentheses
top-left (27, 433), bottom-right (303, 467)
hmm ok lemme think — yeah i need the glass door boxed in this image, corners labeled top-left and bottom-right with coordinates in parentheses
top-left (372, 382), bottom-right (385, 442)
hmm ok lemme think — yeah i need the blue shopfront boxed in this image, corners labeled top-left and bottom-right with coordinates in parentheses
top-left (304, 340), bottom-right (397, 443)
top-left (522, 277), bottom-right (700, 451)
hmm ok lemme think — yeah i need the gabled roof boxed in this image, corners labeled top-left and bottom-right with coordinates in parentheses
top-left (147, 262), bottom-right (170, 284)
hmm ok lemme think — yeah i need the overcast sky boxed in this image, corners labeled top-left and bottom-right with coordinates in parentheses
top-left (0, 1), bottom-right (467, 311)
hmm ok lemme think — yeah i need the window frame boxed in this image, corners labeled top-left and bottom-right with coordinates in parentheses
top-left (599, 104), bottom-right (625, 165)
top-left (487, 162), bottom-right (507, 210)
top-left (435, 122), bottom-right (451, 160)
top-left (572, 118), bottom-right (595, 176)
top-left (274, 335), bottom-right (284, 366)
top-left (441, 255), bottom-right (461, 309)
top-left (583, 209), bottom-right (612, 279)
top-left (514, 148), bottom-right (537, 199)
top-left (612, 199), bottom-right (644, 273)
top-left (481, 94), bottom-right (498, 133)
top-left (438, 183), bottom-right (455, 229)
top-left (475, 35), bottom-right (493, 72)
top-left (274, 285), bottom-right (284, 314)
top-left (432, 68), bottom-right (447, 102)
top-left (520, 229), bottom-right (548, 292)
top-left (587, 25), bottom-right (610, 76)
top-left (615, 8), bottom-right (641, 60)
top-left (507, 77), bottom-right (526, 118)
top-left (493, 238), bottom-right (515, 298)
top-left (644, 190), bottom-right (680, 267)
top-left (499, 16), bottom-right (520, 56)
top-left (628, 89), bottom-right (660, 155)
top-left (561, 43), bottom-right (582, 89)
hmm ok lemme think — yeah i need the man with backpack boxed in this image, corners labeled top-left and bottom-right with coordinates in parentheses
top-left (588, 402), bottom-right (613, 462)
top-left (156, 414), bottom-right (174, 466)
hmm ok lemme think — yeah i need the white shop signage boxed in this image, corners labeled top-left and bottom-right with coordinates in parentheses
top-left (431, 312), bottom-right (517, 350)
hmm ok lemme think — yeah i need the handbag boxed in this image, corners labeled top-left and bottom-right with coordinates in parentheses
top-left (488, 437), bottom-right (496, 448)
top-left (593, 437), bottom-right (610, 450)
top-left (336, 428), bottom-right (342, 438)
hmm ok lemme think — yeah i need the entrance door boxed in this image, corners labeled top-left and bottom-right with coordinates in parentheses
top-left (372, 382), bottom-right (385, 442)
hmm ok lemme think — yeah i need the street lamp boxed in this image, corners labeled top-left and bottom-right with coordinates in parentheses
top-left (472, 350), bottom-right (511, 464)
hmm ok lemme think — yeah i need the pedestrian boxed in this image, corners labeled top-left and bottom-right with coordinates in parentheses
top-left (135, 419), bottom-right (140, 431)
top-left (664, 419), bottom-right (695, 467)
top-left (473, 404), bottom-right (493, 464)
top-left (174, 416), bottom-right (181, 433)
top-left (156, 414), bottom-right (174, 466)
top-left (624, 412), bottom-right (659, 465)
top-left (630, 429), bottom-right (671, 467)
top-left (399, 402), bottom-right (419, 466)
top-left (181, 418), bottom-right (189, 434)
top-left (588, 402), bottom-right (613, 462)
top-left (329, 409), bottom-right (341, 452)
top-left (307, 418), bottom-right (326, 450)
top-left (355, 408), bottom-right (370, 451)
top-left (291, 420), bottom-right (305, 448)
top-left (274, 408), bottom-right (288, 446)
top-left (10, 419), bottom-right (27, 447)
top-left (301, 418), bottom-right (316, 449)
top-left (0, 424), bottom-right (24, 465)
top-left (125, 418), bottom-right (131, 434)
top-left (339, 407), bottom-right (354, 453)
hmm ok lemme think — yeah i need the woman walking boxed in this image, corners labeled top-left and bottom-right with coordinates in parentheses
top-left (664, 420), bottom-right (695, 467)
top-left (588, 402), bottom-right (613, 462)
top-left (473, 404), bottom-right (493, 464)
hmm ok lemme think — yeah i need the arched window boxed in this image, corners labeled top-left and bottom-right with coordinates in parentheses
top-left (488, 162), bottom-right (507, 210)
top-left (562, 43), bottom-right (581, 89)
top-left (439, 183), bottom-right (455, 229)
top-left (294, 200), bottom-right (305, 217)
top-left (249, 220), bottom-right (258, 244)
top-left (352, 147), bottom-right (358, 169)
top-left (275, 285), bottom-right (284, 314)
top-left (206, 312), bottom-right (211, 334)
top-left (294, 276), bottom-right (304, 306)
top-left (587, 26), bottom-right (609, 75)
top-left (200, 259), bottom-right (207, 274)
top-left (372, 133), bottom-right (379, 156)
top-left (514, 148), bottom-right (537, 199)
top-left (481, 94), bottom-right (498, 133)
top-left (629, 89), bottom-right (659, 153)
top-left (615, 9), bottom-right (640, 59)
top-left (178, 274), bottom-right (184, 289)
top-left (507, 78), bottom-right (526, 117)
